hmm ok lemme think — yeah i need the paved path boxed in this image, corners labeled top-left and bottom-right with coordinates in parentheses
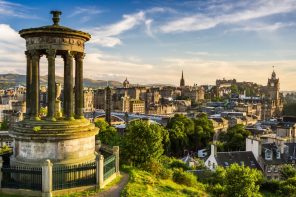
top-left (94, 172), bottom-right (129, 197)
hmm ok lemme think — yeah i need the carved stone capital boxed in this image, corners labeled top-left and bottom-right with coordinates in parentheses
top-left (30, 50), bottom-right (41, 60)
top-left (75, 52), bottom-right (85, 61)
top-left (46, 49), bottom-right (56, 59)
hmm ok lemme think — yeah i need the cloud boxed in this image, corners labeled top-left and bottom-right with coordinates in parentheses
top-left (229, 22), bottom-right (295, 32)
top-left (0, 0), bottom-right (36, 18)
top-left (87, 7), bottom-right (169, 47)
top-left (160, 0), bottom-right (296, 33)
top-left (87, 11), bottom-right (146, 47)
top-left (0, 24), bottom-right (25, 73)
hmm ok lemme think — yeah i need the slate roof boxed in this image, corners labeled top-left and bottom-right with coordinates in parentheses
top-left (215, 151), bottom-right (262, 170)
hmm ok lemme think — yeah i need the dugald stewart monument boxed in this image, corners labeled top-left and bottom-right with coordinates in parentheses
top-left (11, 11), bottom-right (98, 167)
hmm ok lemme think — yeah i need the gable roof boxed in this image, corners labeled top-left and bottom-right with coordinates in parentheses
top-left (215, 151), bottom-right (262, 171)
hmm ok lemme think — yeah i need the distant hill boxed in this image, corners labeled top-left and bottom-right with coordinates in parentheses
top-left (0, 74), bottom-right (122, 89)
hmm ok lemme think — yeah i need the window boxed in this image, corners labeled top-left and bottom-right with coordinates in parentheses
top-left (208, 160), bottom-right (211, 167)
top-left (265, 149), bottom-right (272, 160)
top-left (267, 166), bottom-right (272, 173)
top-left (224, 162), bottom-right (229, 167)
top-left (213, 163), bottom-right (216, 169)
top-left (276, 149), bottom-right (281, 159)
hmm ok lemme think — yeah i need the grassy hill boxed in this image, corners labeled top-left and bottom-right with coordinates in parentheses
top-left (121, 166), bottom-right (208, 197)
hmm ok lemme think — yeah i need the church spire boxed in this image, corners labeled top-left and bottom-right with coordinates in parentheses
top-left (180, 70), bottom-right (185, 87)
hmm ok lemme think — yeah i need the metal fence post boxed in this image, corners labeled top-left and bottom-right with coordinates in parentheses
top-left (42, 159), bottom-right (53, 197)
top-left (96, 153), bottom-right (104, 189)
top-left (0, 156), bottom-right (3, 188)
top-left (113, 146), bottom-right (120, 175)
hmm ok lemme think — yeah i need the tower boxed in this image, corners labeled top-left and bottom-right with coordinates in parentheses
top-left (123, 77), bottom-right (130, 88)
top-left (180, 70), bottom-right (185, 87)
top-left (267, 69), bottom-right (280, 101)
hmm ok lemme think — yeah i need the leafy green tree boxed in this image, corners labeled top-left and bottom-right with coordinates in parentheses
top-left (94, 118), bottom-right (109, 131)
top-left (192, 113), bottom-right (214, 149)
top-left (0, 119), bottom-right (9, 130)
top-left (279, 164), bottom-right (296, 180)
top-left (122, 120), bottom-right (167, 166)
top-left (230, 84), bottom-right (239, 94)
top-left (166, 114), bottom-right (194, 156)
top-left (212, 164), bottom-right (263, 197)
top-left (98, 126), bottom-right (121, 147)
top-left (218, 124), bottom-right (251, 151)
top-left (279, 176), bottom-right (296, 196)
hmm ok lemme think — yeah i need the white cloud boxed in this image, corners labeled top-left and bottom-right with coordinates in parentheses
top-left (0, 0), bottom-right (36, 18)
top-left (160, 0), bottom-right (296, 33)
top-left (229, 22), bottom-right (295, 32)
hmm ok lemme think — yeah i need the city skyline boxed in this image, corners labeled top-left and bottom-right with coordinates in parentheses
top-left (0, 0), bottom-right (296, 90)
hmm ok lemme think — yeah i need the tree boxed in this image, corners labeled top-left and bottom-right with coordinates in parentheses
top-left (218, 124), bottom-right (251, 151)
top-left (122, 120), bottom-right (168, 166)
top-left (230, 84), bottom-right (239, 94)
top-left (166, 114), bottom-right (194, 156)
top-left (279, 176), bottom-right (296, 196)
top-left (279, 164), bottom-right (296, 180)
top-left (212, 164), bottom-right (263, 197)
top-left (95, 118), bottom-right (121, 146)
top-left (192, 113), bottom-right (214, 149)
top-left (0, 119), bottom-right (9, 130)
top-left (283, 103), bottom-right (296, 116)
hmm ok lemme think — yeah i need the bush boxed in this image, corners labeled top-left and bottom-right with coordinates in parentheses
top-left (158, 167), bottom-right (173, 180)
top-left (172, 169), bottom-right (197, 187)
top-left (170, 159), bottom-right (190, 171)
top-left (141, 159), bottom-right (163, 176)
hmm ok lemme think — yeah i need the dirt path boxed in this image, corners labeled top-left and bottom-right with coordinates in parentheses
top-left (95, 172), bottom-right (129, 197)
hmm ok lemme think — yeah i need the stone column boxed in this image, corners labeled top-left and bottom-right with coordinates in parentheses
top-left (64, 51), bottom-right (74, 120)
top-left (0, 156), bottom-right (3, 188)
top-left (46, 49), bottom-right (56, 120)
top-left (113, 146), bottom-right (120, 175)
top-left (75, 53), bottom-right (85, 119)
top-left (25, 51), bottom-right (32, 118)
top-left (96, 153), bottom-right (104, 189)
top-left (42, 159), bottom-right (53, 197)
top-left (31, 50), bottom-right (40, 120)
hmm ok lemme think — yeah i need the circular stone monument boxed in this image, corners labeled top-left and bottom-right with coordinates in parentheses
top-left (9, 11), bottom-right (98, 167)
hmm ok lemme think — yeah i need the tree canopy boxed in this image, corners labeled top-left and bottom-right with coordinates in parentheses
top-left (218, 124), bottom-right (251, 151)
top-left (122, 120), bottom-right (168, 166)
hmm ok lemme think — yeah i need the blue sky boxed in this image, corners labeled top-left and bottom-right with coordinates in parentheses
top-left (0, 0), bottom-right (296, 90)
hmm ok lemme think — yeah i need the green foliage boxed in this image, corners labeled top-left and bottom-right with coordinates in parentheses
top-left (39, 107), bottom-right (47, 117)
top-left (0, 119), bottom-right (9, 130)
top-left (121, 166), bottom-right (207, 197)
top-left (98, 126), bottom-right (121, 146)
top-left (218, 124), bottom-right (251, 151)
top-left (283, 103), bottom-right (296, 116)
top-left (210, 164), bottom-right (263, 197)
top-left (172, 169), bottom-right (198, 187)
top-left (122, 120), bottom-right (166, 166)
top-left (95, 119), bottom-right (121, 146)
top-left (166, 114), bottom-right (214, 156)
top-left (231, 84), bottom-right (239, 94)
top-left (260, 179), bottom-right (280, 194)
top-left (33, 126), bottom-right (41, 132)
top-left (279, 164), bottom-right (296, 180)
top-left (169, 159), bottom-right (191, 171)
top-left (192, 113), bottom-right (214, 149)
top-left (278, 176), bottom-right (296, 196)
top-left (94, 118), bottom-right (109, 131)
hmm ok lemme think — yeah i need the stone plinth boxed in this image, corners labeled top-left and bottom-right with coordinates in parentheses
top-left (9, 119), bottom-right (98, 167)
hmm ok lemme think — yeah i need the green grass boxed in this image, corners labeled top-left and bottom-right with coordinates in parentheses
top-left (57, 174), bottom-right (123, 197)
top-left (121, 166), bottom-right (208, 197)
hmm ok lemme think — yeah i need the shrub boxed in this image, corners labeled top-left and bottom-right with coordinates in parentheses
top-left (159, 167), bottom-right (173, 180)
top-left (172, 169), bottom-right (197, 187)
top-left (141, 159), bottom-right (163, 176)
top-left (170, 158), bottom-right (190, 171)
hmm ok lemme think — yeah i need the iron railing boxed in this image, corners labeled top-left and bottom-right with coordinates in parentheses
top-left (52, 162), bottom-right (96, 191)
top-left (104, 155), bottom-right (115, 180)
top-left (1, 165), bottom-right (42, 191)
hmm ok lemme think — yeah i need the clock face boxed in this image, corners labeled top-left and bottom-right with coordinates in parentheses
top-left (271, 82), bottom-right (274, 86)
